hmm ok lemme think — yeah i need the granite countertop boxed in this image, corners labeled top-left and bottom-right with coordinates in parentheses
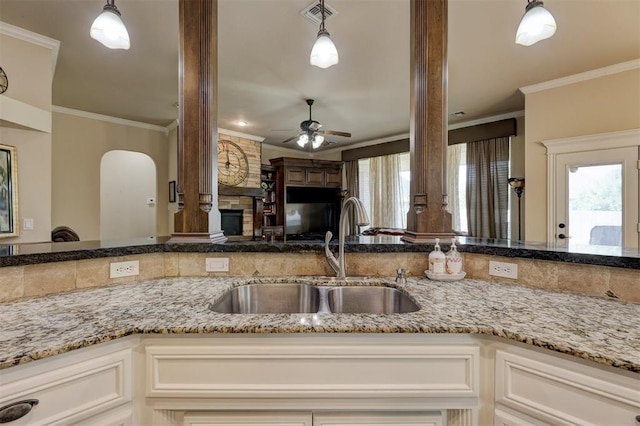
top-left (1, 236), bottom-right (639, 269)
top-left (1, 276), bottom-right (639, 373)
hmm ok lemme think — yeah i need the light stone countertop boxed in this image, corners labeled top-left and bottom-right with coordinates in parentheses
top-left (1, 276), bottom-right (639, 372)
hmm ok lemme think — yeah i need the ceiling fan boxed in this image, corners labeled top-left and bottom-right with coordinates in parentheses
top-left (280, 99), bottom-right (351, 149)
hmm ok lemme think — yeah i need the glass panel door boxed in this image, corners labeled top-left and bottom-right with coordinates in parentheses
top-left (555, 146), bottom-right (639, 249)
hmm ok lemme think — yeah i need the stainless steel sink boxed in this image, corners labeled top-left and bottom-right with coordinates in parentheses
top-left (209, 284), bottom-right (320, 314)
top-left (327, 286), bottom-right (419, 314)
top-left (209, 283), bottom-right (419, 314)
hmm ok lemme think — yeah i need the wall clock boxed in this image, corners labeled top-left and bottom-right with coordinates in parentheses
top-left (0, 67), bottom-right (8, 94)
top-left (218, 139), bottom-right (249, 186)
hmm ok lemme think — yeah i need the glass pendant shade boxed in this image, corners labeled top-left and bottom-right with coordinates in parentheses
top-left (296, 134), bottom-right (309, 147)
top-left (310, 30), bottom-right (339, 69)
top-left (515, 1), bottom-right (556, 46)
top-left (90, 3), bottom-right (130, 50)
top-left (312, 134), bottom-right (325, 149)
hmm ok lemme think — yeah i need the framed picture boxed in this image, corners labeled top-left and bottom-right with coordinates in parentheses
top-left (0, 144), bottom-right (18, 238)
top-left (169, 180), bottom-right (176, 203)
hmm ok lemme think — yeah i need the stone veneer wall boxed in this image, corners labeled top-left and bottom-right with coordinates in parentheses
top-left (0, 252), bottom-right (638, 304)
top-left (217, 133), bottom-right (261, 189)
top-left (216, 133), bottom-right (261, 237)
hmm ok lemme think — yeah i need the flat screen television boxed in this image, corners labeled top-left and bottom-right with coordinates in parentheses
top-left (285, 187), bottom-right (340, 238)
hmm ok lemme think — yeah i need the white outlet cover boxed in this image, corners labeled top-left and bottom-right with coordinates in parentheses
top-left (110, 260), bottom-right (140, 278)
top-left (489, 260), bottom-right (518, 279)
top-left (206, 257), bottom-right (229, 272)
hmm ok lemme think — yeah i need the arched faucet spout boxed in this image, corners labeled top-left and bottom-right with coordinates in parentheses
top-left (324, 197), bottom-right (370, 279)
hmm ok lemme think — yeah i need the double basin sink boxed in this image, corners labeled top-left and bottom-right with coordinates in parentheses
top-left (209, 283), bottom-right (419, 315)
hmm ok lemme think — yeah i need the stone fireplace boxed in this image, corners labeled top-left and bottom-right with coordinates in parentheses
top-left (215, 132), bottom-right (263, 238)
top-left (218, 196), bottom-right (255, 237)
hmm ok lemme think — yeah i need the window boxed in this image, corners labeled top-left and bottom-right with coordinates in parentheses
top-left (358, 152), bottom-right (410, 230)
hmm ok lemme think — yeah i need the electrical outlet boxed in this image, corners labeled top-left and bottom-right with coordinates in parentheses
top-left (206, 257), bottom-right (229, 272)
top-left (489, 260), bottom-right (518, 279)
top-left (110, 260), bottom-right (140, 278)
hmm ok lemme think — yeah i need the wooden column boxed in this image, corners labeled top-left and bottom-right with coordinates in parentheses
top-left (402, 0), bottom-right (454, 243)
top-left (170, 0), bottom-right (226, 243)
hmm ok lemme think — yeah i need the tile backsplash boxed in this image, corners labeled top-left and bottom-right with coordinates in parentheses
top-left (0, 252), bottom-right (637, 303)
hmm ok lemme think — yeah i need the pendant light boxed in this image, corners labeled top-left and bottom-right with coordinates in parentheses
top-left (515, 0), bottom-right (557, 46)
top-left (310, 0), bottom-right (339, 68)
top-left (90, 0), bottom-right (130, 50)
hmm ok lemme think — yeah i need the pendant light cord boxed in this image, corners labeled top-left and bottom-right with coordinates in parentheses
top-left (319, 0), bottom-right (326, 32)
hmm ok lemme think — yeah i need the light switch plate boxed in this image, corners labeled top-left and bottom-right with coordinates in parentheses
top-left (206, 257), bottom-right (229, 272)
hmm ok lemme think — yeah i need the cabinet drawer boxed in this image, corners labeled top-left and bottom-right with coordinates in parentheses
top-left (146, 340), bottom-right (479, 399)
top-left (0, 347), bottom-right (132, 426)
top-left (495, 348), bottom-right (640, 426)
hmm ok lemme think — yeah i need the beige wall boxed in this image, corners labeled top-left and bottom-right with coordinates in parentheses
top-left (52, 112), bottom-right (169, 241)
top-left (524, 68), bottom-right (640, 242)
top-left (0, 34), bottom-right (51, 110)
top-left (0, 32), bottom-right (53, 243)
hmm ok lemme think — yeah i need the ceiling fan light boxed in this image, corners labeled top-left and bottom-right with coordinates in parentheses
top-left (310, 30), bottom-right (339, 69)
top-left (297, 134), bottom-right (309, 147)
top-left (312, 134), bottom-right (325, 149)
top-left (90, 1), bottom-right (130, 50)
top-left (515, 0), bottom-right (556, 46)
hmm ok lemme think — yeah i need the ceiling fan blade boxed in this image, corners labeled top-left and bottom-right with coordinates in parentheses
top-left (281, 135), bottom-right (300, 144)
top-left (322, 130), bottom-right (352, 138)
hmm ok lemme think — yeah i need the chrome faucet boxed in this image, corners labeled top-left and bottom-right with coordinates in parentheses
top-left (324, 197), bottom-right (370, 279)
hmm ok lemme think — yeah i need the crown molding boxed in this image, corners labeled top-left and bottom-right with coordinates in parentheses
top-left (520, 59), bottom-right (640, 95)
top-left (447, 110), bottom-right (524, 130)
top-left (0, 21), bottom-right (61, 77)
top-left (53, 106), bottom-right (169, 133)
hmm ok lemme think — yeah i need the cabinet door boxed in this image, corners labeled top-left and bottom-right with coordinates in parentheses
top-left (285, 167), bottom-right (305, 184)
top-left (495, 348), bottom-right (640, 426)
top-left (0, 345), bottom-right (133, 426)
top-left (305, 168), bottom-right (325, 185)
top-left (493, 408), bottom-right (548, 426)
top-left (313, 411), bottom-right (443, 426)
top-left (183, 412), bottom-right (312, 426)
top-left (325, 169), bottom-right (342, 187)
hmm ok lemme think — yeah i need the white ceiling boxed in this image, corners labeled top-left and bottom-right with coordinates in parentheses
top-left (1, 0), bottom-right (639, 149)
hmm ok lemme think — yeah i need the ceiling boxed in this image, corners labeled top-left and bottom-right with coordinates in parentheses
top-left (1, 0), bottom-right (639, 150)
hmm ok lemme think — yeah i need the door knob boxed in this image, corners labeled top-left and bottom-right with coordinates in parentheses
top-left (558, 234), bottom-right (567, 239)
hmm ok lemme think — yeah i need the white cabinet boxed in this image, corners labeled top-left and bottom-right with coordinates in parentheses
top-left (313, 411), bottom-right (443, 425)
top-left (0, 338), bottom-right (136, 426)
top-left (495, 346), bottom-right (640, 426)
top-left (183, 411), bottom-right (312, 426)
top-left (144, 335), bottom-right (479, 401)
top-left (183, 411), bottom-right (442, 426)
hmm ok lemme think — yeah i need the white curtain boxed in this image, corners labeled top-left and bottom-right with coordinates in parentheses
top-left (369, 153), bottom-right (406, 229)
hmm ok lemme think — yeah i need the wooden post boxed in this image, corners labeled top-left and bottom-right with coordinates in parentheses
top-left (402, 0), bottom-right (454, 243)
top-left (170, 0), bottom-right (226, 243)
